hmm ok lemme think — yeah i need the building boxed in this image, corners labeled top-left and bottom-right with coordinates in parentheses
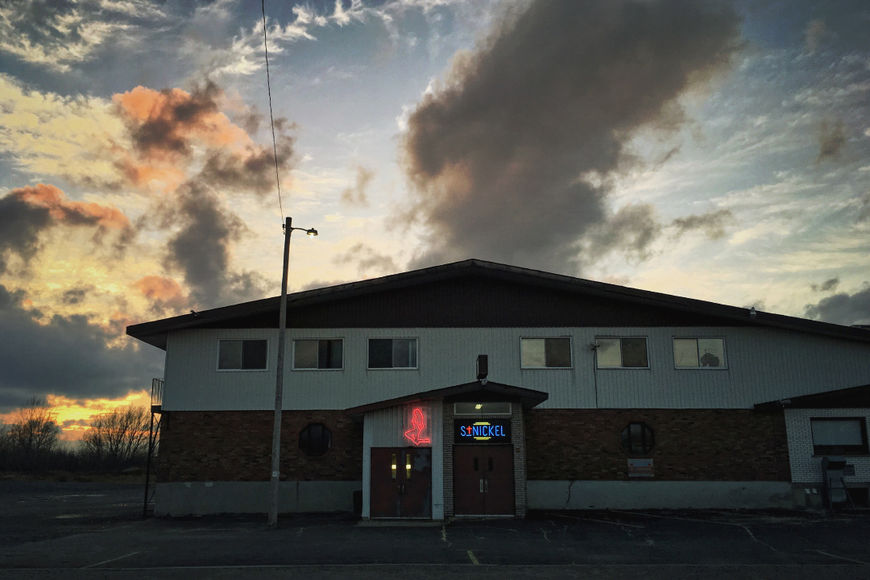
top-left (126, 259), bottom-right (870, 517)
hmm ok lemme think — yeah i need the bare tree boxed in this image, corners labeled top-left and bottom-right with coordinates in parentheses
top-left (82, 407), bottom-right (150, 467)
top-left (4, 397), bottom-right (61, 470)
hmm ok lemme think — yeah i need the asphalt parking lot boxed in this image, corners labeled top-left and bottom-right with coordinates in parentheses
top-left (2, 481), bottom-right (870, 579)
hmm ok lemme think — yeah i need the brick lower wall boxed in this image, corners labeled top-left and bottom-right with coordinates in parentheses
top-left (525, 409), bottom-right (789, 481)
top-left (158, 410), bottom-right (362, 482)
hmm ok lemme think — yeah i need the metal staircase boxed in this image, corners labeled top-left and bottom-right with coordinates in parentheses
top-left (143, 378), bottom-right (163, 517)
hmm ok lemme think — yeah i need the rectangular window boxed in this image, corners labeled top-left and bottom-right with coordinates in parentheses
top-left (368, 338), bottom-right (417, 369)
top-left (596, 337), bottom-right (648, 368)
top-left (293, 339), bottom-right (343, 369)
top-left (454, 402), bottom-right (512, 416)
top-left (674, 338), bottom-right (726, 368)
top-left (811, 418), bottom-right (869, 455)
top-left (218, 339), bottom-right (267, 370)
top-left (521, 337), bottom-right (572, 368)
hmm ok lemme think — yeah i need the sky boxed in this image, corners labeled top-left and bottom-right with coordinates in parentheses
top-left (0, 0), bottom-right (869, 439)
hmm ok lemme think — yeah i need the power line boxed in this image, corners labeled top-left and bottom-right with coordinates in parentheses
top-left (261, 0), bottom-right (285, 223)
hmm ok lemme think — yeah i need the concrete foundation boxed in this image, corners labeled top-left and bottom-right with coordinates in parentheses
top-left (154, 481), bottom-right (361, 516)
top-left (527, 480), bottom-right (794, 510)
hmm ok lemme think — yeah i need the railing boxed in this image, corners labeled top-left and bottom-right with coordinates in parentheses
top-left (151, 378), bottom-right (164, 411)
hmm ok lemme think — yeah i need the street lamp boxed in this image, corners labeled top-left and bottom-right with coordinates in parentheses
top-left (268, 216), bottom-right (318, 528)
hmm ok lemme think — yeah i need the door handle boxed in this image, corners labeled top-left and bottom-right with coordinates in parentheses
top-left (484, 478), bottom-right (489, 493)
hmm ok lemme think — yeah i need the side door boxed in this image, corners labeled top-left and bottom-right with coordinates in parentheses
top-left (370, 447), bottom-right (432, 518)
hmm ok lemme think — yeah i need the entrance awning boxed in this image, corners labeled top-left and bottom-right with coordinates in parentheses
top-left (346, 380), bottom-right (548, 417)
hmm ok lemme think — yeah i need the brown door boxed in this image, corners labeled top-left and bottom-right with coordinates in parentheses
top-left (454, 445), bottom-right (514, 515)
top-left (370, 447), bottom-right (432, 518)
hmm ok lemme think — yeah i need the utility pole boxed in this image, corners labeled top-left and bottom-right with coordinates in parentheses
top-left (268, 216), bottom-right (292, 527)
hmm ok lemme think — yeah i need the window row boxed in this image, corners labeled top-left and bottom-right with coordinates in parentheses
top-left (217, 338), bottom-right (417, 371)
top-left (216, 336), bottom-right (727, 371)
top-left (522, 336), bottom-right (726, 369)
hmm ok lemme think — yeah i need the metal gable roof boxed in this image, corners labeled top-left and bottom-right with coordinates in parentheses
top-left (126, 258), bottom-right (870, 350)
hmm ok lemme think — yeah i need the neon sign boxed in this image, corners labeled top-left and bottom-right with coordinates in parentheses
top-left (403, 407), bottom-right (431, 446)
top-left (455, 419), bottom-right (511, 443)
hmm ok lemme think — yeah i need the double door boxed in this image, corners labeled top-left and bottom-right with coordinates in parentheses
top-left (370, 447), bottom-right (432, 518)
top-left (453, 445), bottom-right (514, 515)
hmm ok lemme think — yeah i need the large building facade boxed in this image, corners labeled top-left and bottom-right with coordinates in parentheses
top-left (127, 260), bottom-right (870, 517)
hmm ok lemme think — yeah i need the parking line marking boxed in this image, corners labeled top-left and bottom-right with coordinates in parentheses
top-left (467, 550), bottom-right (479, 565)
top-left (815, 549), bottom-right (870, 566)
top-left (82, 551), bottom-right (140, 569)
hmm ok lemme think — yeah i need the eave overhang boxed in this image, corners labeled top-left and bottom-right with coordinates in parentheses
top-left (755, 384), bottom-right (870, 411)
top-left (345, 380), bottom-right (549, 417)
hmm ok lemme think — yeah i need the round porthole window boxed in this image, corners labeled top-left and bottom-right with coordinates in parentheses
top-left (621, 422), bottom-right (654, 455)
top-left (299, 423), bottom-right (332, 457)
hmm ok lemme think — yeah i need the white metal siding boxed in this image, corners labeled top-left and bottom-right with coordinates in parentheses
top-left (162, 326), bottom-right (870, 411)
top-left (360, 403), bottom-right (444, 519)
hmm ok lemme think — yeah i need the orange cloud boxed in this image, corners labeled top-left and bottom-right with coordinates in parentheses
top-left (113, 84), bottom-right (251, 160)
top-left (13, 183), bottom-right (130, 229)
top-left (133, 275), bottom-right (187, 311)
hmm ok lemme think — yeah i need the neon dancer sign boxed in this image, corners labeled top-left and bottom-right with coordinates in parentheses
top-left (403, 407), bottom-right (431, 446)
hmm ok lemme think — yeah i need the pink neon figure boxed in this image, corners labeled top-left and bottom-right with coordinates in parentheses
top-left (403, 407), bottom-right (431, 446)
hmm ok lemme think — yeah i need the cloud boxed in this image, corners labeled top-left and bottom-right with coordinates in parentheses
top-left (582, 204), bottom-right (662, 264)
top-left (113, 81), bottom-right (294, 196)
top-left (12, 184), bottom-right (130, 230)
top-left (817, 119), bottom-right (846, 162)
top-left (805, 285), bottom-right (870, 326)
top-left (333, 242), bottom-right (399, 277)
top-left (399, 0), bottom-right (740, 272)
top-left (132, 275), bottom-right (188, 314)
top-left (340, 166), bottom-right (374, 206)
top-left (0, 184), bottom-right (132, 273)
top-left (811, 277), bottom-right (840, 293)
top-left (62, 287), bottom-right (92, 305)
top-left (671, 209), bottom-right (735, 240)
top-left (0, 190), bottom-right (52, 273)
top-left (859, 194), bottom-right (870, 223)
top-left (0, 284), bottom-right (163, 412)
top-left (198, 134), bottom-right (295, 197)
top-left (804, 19), bottom-right (828, 54)
top-left (114, 82), bottom-right (250, 163)
top-left (0, 74), bottom-right (127, 187)
top-left (0, 1), bottom-right (135, 72)
top-left (163, 185), bottom-right (267, 308)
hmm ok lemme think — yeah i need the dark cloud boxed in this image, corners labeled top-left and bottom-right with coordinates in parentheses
top-left (0, 284), bottom-right (163, 412)
top-left (199, 136), bottom-right (295, 196)
top-left (804, 19), bottom-right (828, 53)
top-left (811, 277), bottom-right (840, 293)
top-left (340, 166), bottom-right (374, 206)
top-left (62, 286), bottom-right (92, 305)
top-left (0, 191), bottom-right (51, 273)
top-left (333, 242), bottom-right (399, 277)
top-left (164, 185), bottom-right (268, 308)
top-left (583, 204), bottom-right (662, 263)
top-left (671, 209), bottom-right (735, 240)
top-left (125, 80), bottom-right (223, 159)
top-left (817, 119), bottom-right (845, 162)
top-left (0, 185), bottom-right (133, 273)
top-left (400, 0), bottom-right (740, 272)
top-left (805, 285), bottom-right (870, 326)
